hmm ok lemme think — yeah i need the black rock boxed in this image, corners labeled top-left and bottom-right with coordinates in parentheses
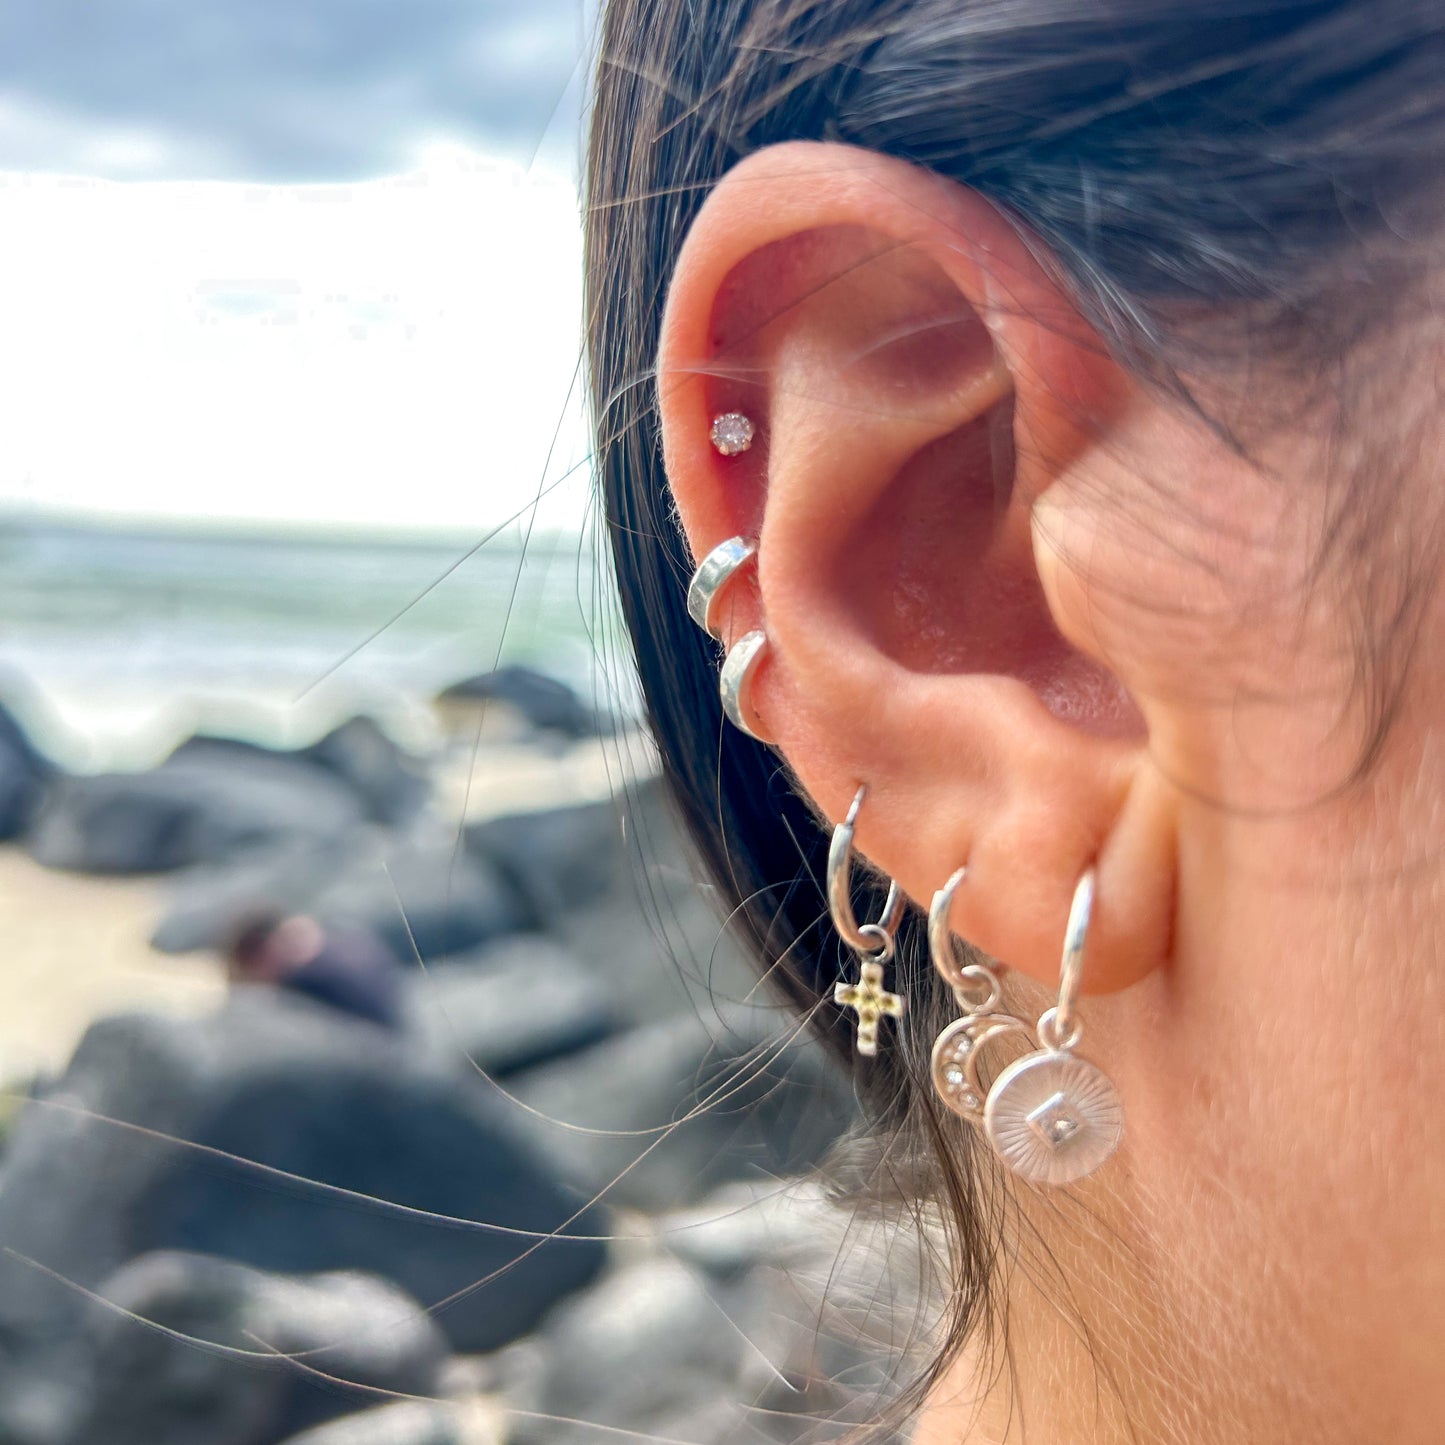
top-left (506, 1009), bottom-right (859, 1212)
top-left (464, 795), bottom-right (632, 928)
top-left (280, 1401), bottom-right (465, 1445)
top-left (149, 837), bottom-right (357, 955)
top-left (295, 717), bottom-right (429, 826)
top-left (506, 1188), bottom-right (906, 1445)
top-left (27, 750), bottom-right (366, 875)
top-left (0, 991), bottom-right (609, 1416)
top-left (403, 935), bottom-right (615, 1078)
top-left (464, 778), bottom-right (762, 1028)
top-left (309, 836), bottom-right (526, 963)
top-left (56, 1254), bottom-right (448, 1445)
top-left (166, 719), bottom-right (429, 828)
top-left (0, 695), bottom-right (55, 841)
top-left (506, 1256), bottom-right (770, 1445)
top-left (150, 831), bottom-right (526, 962)
top-left (655, 1180), bottom-right (835, 1282)
top-left (436, 667), bottom-right (604, 741)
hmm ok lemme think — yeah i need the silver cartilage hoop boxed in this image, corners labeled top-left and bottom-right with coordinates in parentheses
top-left (718, 628), bottom-right (771, 742)
top-left (687, 535), bottom-right (758, 640)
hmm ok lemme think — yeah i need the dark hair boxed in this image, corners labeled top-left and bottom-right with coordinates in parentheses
top-left (584, 0), bottom-right (1445, 1429)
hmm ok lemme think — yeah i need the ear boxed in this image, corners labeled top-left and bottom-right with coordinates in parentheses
top-left (657, 141), bottom-right (1176, 993)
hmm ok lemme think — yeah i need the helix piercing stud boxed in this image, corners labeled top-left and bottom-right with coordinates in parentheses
top-left (709, 412), bottom-right (754, 456)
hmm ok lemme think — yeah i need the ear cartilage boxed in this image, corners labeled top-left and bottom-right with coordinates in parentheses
top-left (709, 412), bottom-right (755, 456)
top-left (687, 535), bottom-right (758, 639)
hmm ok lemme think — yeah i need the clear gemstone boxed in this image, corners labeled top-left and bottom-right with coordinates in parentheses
top-left (962, 1093), bottom-right (980, 1110)
top-left (944, 1066), bottom-right (965, 1089)
top-left (1026, 1092), bottom-right (1083, 1150)
top-left (710, 413), bottom-right (754, 456)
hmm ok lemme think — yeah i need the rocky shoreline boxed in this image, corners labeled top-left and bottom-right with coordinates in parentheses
top-left (0, 673), bottom-right (904, 1444)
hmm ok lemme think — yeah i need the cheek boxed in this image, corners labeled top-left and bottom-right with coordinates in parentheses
top-left (1104, 882), bottom-right (1441, 1431)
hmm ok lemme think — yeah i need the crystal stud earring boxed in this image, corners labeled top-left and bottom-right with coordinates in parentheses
top-left (709, 412), bottom-right (754, 456)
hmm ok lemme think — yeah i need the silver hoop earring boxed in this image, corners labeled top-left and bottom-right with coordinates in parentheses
top-left (687, 535), bottom-right (758, 639)
top-left (719, 629), bottom-right (772, 742)
top-left (927, 866), bottom-right (1036, 1123)
top-left (828, 785), bottom-right (906, 1057)
top-left (983, 868), bottom-right (1124, 1186)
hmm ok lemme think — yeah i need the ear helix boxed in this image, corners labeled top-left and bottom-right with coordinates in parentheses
top-left (685, 415), bottom-right (776, 745)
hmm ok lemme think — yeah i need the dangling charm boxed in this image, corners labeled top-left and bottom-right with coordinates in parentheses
top-left (927, 867), bottom-right (1036, 1122)
top-left (983, 868), bottom-right (1124, 1186)
top-left (828, 786), bottom-right (906, 1057)
top-left (833, 953), bottom-right (904, 1058)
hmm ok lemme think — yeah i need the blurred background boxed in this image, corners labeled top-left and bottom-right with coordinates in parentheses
top-left (0, 5), bottom-right (907, 1444)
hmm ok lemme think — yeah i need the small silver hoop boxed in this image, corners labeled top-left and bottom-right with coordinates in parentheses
top-left (687, 535), bottom-right (758, 640)
top-left (1053, 867), bottom-right (1095, 1045)
top-left (980, 864), bottom-right (1122, 1185)
top-left (855, 921), bottom-right (895, 964)
top-left (1037, 1005), bottom-right (1084, 1053)
top-left (954, 964), bottom-right (1002, 1015)
top-left (927, 865), bottom-right (1003, 1014)
top-left (718, 629), bottom-right (772, 742)
top-left (827, 785), bottom-right (905, 953)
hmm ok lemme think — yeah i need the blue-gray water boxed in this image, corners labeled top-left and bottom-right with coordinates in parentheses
top-left (0, 516), bottom-right (632, 768)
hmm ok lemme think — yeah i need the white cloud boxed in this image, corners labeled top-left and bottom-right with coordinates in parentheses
top-left (0, 141), bottom-right (591, 531)
top-left (0, 94), bottom-right (225, 177)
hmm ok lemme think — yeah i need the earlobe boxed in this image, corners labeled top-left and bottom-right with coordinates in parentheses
top-left (657, 140), bottom-right (1175, 996)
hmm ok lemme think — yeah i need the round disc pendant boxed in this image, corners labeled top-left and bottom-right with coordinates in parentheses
top-left (983, 1050), bottom-right (1123, 1186)
top-left (931, 1014), bottom-right (1035, 1123)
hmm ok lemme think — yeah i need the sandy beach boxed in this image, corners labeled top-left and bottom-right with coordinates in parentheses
top-left (0, 728), bottom-right (655, 1089)
top-left (0, 848), bottom-right (225, 1086)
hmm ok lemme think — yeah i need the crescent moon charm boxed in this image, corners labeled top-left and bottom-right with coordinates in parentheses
top-left (930, 1014), bottom-right (1036, 1122)
top-left (983, 1049), bottom-right (1123, 1186)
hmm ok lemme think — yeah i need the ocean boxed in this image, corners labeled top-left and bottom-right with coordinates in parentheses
top-left (0, 516), bottom-right (635, 770)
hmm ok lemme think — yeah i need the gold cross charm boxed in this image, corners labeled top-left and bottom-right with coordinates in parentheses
top-left (834, 959), bottom-right (905, 1057)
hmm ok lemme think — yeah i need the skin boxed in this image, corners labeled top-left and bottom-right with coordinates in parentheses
top-left (655, 142), bottom-right (1445, 1443)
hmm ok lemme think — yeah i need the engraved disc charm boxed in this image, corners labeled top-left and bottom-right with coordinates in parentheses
top-left (930, 1014), bottom-right (1034, 1122)
top-left (983, 1049), bottom-right (1123, 1186)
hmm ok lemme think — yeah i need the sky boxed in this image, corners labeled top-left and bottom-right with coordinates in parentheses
top-left (0, 0), bottom-right (594, 531)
